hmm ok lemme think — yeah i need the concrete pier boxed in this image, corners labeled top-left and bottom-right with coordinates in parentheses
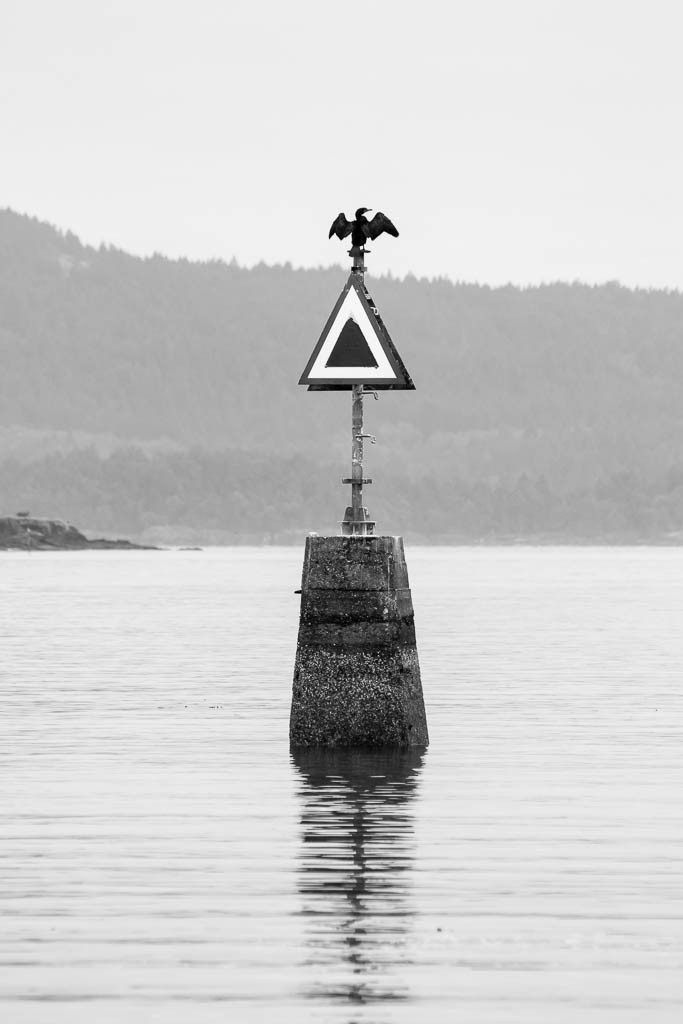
top-left (290, 535), bottom-right (429, 748)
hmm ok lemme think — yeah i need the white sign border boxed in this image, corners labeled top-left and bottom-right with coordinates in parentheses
top-left (306, 287), bottom-right (397, 380)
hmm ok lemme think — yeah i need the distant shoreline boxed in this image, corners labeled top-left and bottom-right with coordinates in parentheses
top-left (3, 515), bottom-right (683, 550)
top-left (0, 516), bottom-right (156, 551)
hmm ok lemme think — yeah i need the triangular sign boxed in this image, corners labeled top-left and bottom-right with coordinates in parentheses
top-left (299, 274), bottom-right (415, 390)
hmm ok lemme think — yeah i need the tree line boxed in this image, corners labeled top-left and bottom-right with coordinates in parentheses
top-left (2, 207), bottom-right (683, 541)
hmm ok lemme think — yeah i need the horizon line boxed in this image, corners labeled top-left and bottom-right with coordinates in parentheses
top-left (4, 205), bottom-right (682, 297)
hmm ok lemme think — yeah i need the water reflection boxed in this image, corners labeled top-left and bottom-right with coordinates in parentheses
top-left (291, 748), bottom-right (425, 1010)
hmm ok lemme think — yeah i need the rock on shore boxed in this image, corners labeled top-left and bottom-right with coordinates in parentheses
top-left (0, 516), bottom-right (155, 550)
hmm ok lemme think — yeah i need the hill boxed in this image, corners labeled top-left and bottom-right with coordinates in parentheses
top-left (2, 208), bottom-right (683, 542)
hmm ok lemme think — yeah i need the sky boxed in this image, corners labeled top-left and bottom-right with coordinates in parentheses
top-left (2, 0), bottom-right (683, 286)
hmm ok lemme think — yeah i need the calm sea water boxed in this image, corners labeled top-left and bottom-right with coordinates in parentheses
top-left (1, 547), bottom-right (682, 1023)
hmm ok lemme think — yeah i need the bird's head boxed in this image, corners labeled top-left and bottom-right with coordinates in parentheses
top-left (355, 207), bottom-right (371, 219)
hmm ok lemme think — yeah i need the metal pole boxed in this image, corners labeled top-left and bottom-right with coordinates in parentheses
top-left (351, 382), bottom-right (364, 535)
top-left (351, 246), bottom-right (365, 536)
top-left (341, 246), bottom-right (375, 537)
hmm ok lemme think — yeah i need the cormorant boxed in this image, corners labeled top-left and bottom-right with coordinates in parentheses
top-left (328, 208), bottom-right (399, 248)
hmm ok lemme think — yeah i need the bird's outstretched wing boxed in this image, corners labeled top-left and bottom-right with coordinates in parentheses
top-left (329, 213), bottom-right (353, 239)
top-left (365, 212), bottom-right (399, 240)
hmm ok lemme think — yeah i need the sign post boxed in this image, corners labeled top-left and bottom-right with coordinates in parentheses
top-left (346, 380), bottom-right (369, 536)
top-left (343, 247), bottom-right (377, 535)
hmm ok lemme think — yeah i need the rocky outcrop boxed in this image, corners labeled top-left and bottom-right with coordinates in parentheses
top-left (0, 516), bottom-right (155, 550)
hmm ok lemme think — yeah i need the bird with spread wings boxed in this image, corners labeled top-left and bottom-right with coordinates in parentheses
top-left (328, 207), bottom-right (399, 249)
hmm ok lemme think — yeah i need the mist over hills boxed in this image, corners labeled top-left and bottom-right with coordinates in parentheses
top-left (2, 207), bottom-right (683, 543)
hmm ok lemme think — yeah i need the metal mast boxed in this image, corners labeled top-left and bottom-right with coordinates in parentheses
top-left (341, 246), bottom-right (376, 537)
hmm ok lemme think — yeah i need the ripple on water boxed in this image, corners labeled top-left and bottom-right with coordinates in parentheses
top-left (1, 547), bottom-right (683, 1023)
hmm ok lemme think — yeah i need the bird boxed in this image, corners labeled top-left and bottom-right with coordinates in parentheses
top-left (328, 207), bottom-right (399, 248)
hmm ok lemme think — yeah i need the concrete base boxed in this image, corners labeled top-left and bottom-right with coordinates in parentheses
top-left (290, 536), bottom-right (429, 748)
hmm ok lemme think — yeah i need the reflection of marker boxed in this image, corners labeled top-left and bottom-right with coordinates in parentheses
top-left (292, 748), bottom-right (423, 1005)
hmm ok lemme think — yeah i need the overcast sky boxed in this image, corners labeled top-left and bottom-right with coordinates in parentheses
top-left (3, 0), bottom-right (683, 286)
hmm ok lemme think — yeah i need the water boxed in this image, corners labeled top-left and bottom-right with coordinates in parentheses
top-left (1, 547), bottom-right (682, 1023)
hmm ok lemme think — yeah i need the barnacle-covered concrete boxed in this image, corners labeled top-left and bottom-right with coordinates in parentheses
top-left (290, 536), bottom-right (429, 748)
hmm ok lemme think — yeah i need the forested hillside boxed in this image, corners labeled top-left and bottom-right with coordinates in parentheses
top-left (2, 208), bottom-right (683, 542)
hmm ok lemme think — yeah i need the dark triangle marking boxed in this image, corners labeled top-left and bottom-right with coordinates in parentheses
top-left (325, 317), bottom-right (378, 368)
